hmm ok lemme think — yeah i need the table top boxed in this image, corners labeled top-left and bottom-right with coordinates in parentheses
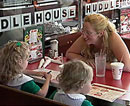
top-left (27, 59), bottom-right (130, 102)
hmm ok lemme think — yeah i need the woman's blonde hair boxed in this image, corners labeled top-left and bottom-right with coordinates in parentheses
top-left (83, 13), bottom-right (116, 61)
top-left (57, 60), bottom-right (93, 92)
top-left (0, 41), bottom-right (29, 84)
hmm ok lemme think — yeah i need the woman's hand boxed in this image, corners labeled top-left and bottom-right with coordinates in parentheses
top-left (123, 66), bottom-right (130, 72)
top-left (86, 59), bottom-right (95, 69)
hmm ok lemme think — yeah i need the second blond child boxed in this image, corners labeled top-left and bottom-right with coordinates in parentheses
top-left (51, 60), bottom-right (93, 106)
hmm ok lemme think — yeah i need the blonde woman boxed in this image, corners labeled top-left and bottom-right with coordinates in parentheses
top-left (66, 13), bottom-right (130, 72)
top-left (0, 41), bottom-right (52, 97)
top-left (51, 60), bottom-right (93, 106)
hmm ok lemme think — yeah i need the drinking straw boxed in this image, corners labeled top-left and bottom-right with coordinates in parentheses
top-left (100, 49), bottom-right (102, 56)
top-left (120, 54), bottom-right (124, 63)
top-left (100, 49), bottom-right (104, 56)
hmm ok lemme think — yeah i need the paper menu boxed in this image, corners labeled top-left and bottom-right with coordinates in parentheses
top-left (31, 68), bottom-right (60, 80)
top-left (44, 69), bottom-right (60, 80)
top-left (87, 83), bottom-right (127, 102)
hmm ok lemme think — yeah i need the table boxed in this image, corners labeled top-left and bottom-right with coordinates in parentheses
top-left (27, 59), bottom-right (130, 106)
top-left (92, 70), bottom-right (130, 106)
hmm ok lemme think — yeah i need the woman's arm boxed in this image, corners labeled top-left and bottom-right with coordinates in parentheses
top-left (109, 32), bottom-right (130, 72)
top-left (66, 36), bottom-right (86, 60)
top-left (66, 36), bottom-right (95, 68)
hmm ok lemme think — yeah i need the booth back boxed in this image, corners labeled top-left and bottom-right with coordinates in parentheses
top-left (0, 84), bottom-right (68, 106)
top-left (58, 32), bottom-right (81, 56)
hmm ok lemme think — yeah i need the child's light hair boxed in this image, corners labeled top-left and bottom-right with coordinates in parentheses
top-left (0, 41), bottom-right (29, 84)
top-left (57, 60), bottom-right (93, 92)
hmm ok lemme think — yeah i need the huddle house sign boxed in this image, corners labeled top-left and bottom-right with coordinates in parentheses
top-left (85, 0), bottom-right (130, 15)
top-left (0, 6), bottom-right (76, 32)
top-left (0, 0), bottom-right (130, 32)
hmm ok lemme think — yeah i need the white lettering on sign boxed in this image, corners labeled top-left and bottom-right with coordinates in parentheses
top-left (98, 1), bottom-right (104, 12)
top-left (104, 1), bottom-right (110, 11)
top-left (85, 3), bottom-right (91, 15)
top-left (68, 6), bottom-right (76, 18)
top-left (91, 2), bottom-right (98, 13)
top-left (0, 6), bottom-right (76, 32)
top-left (85, 0), bottom-right (129, 15)
top-left (21, 13), bottom-right (31, 28)
top-left (61, 7), bottom-right (69, 21)
top-left (0, 16), bottom-right (10, 32)
top-left (109, 0), bottom-right (115, 10)
top-left (44, 9), bottom-right (53, 23)
top-left (115, 0), bottom-right (120, 9)
top-left (11, 14), bottom-right (21, 30)
top-left (53, 8), bottom-right (61, 22)
top-left (35, 11), bottom-right (44, 25)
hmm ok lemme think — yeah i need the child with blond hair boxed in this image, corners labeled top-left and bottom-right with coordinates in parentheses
top-left (51, 60), bottom-right (93, 106)
top-left (0, 41), bottom-right (52, 97)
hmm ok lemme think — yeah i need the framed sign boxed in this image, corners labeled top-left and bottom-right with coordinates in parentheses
top-left (120, 8), bottom-right (130, 34)
top-left (23, 25), bottom-right (44, 63)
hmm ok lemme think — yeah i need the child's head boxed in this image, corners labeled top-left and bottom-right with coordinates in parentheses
top-left (57, 60), bottom-right (93, 94)
top-left (0, 41), bottom-right (29, 84)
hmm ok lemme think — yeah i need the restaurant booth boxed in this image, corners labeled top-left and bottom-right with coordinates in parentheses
top-left (0, 0), bottom-right (130, 106)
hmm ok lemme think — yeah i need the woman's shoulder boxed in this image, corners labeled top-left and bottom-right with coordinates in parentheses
top-left (109, 31), bottom-right (121, 39)
top-left (74, 35), bottom-right (86, 46)
top-left (108, 31), bottom-right (125, 51)
top-left (76, 35), bottom-right (85, 41)
top-left (108, 32), bottom-right (122, 44)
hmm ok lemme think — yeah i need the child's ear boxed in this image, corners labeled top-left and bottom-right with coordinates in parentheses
top-left (80, 83), bottom-right (84, 89)
top-left (81, 85), bottom-right (84, 89)
top-left (18, 59), bottom-right (22, 64)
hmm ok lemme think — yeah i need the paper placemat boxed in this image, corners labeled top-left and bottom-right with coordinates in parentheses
top-left (87, 83), bottom-right (127, 102)
top-left (31, 68), bottom-right (60, 80)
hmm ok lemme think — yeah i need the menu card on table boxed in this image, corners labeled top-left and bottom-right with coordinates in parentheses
top-left (87, 83), bottom-right (127, 102)
top-left (31, 68), bottom-right (60, 80)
